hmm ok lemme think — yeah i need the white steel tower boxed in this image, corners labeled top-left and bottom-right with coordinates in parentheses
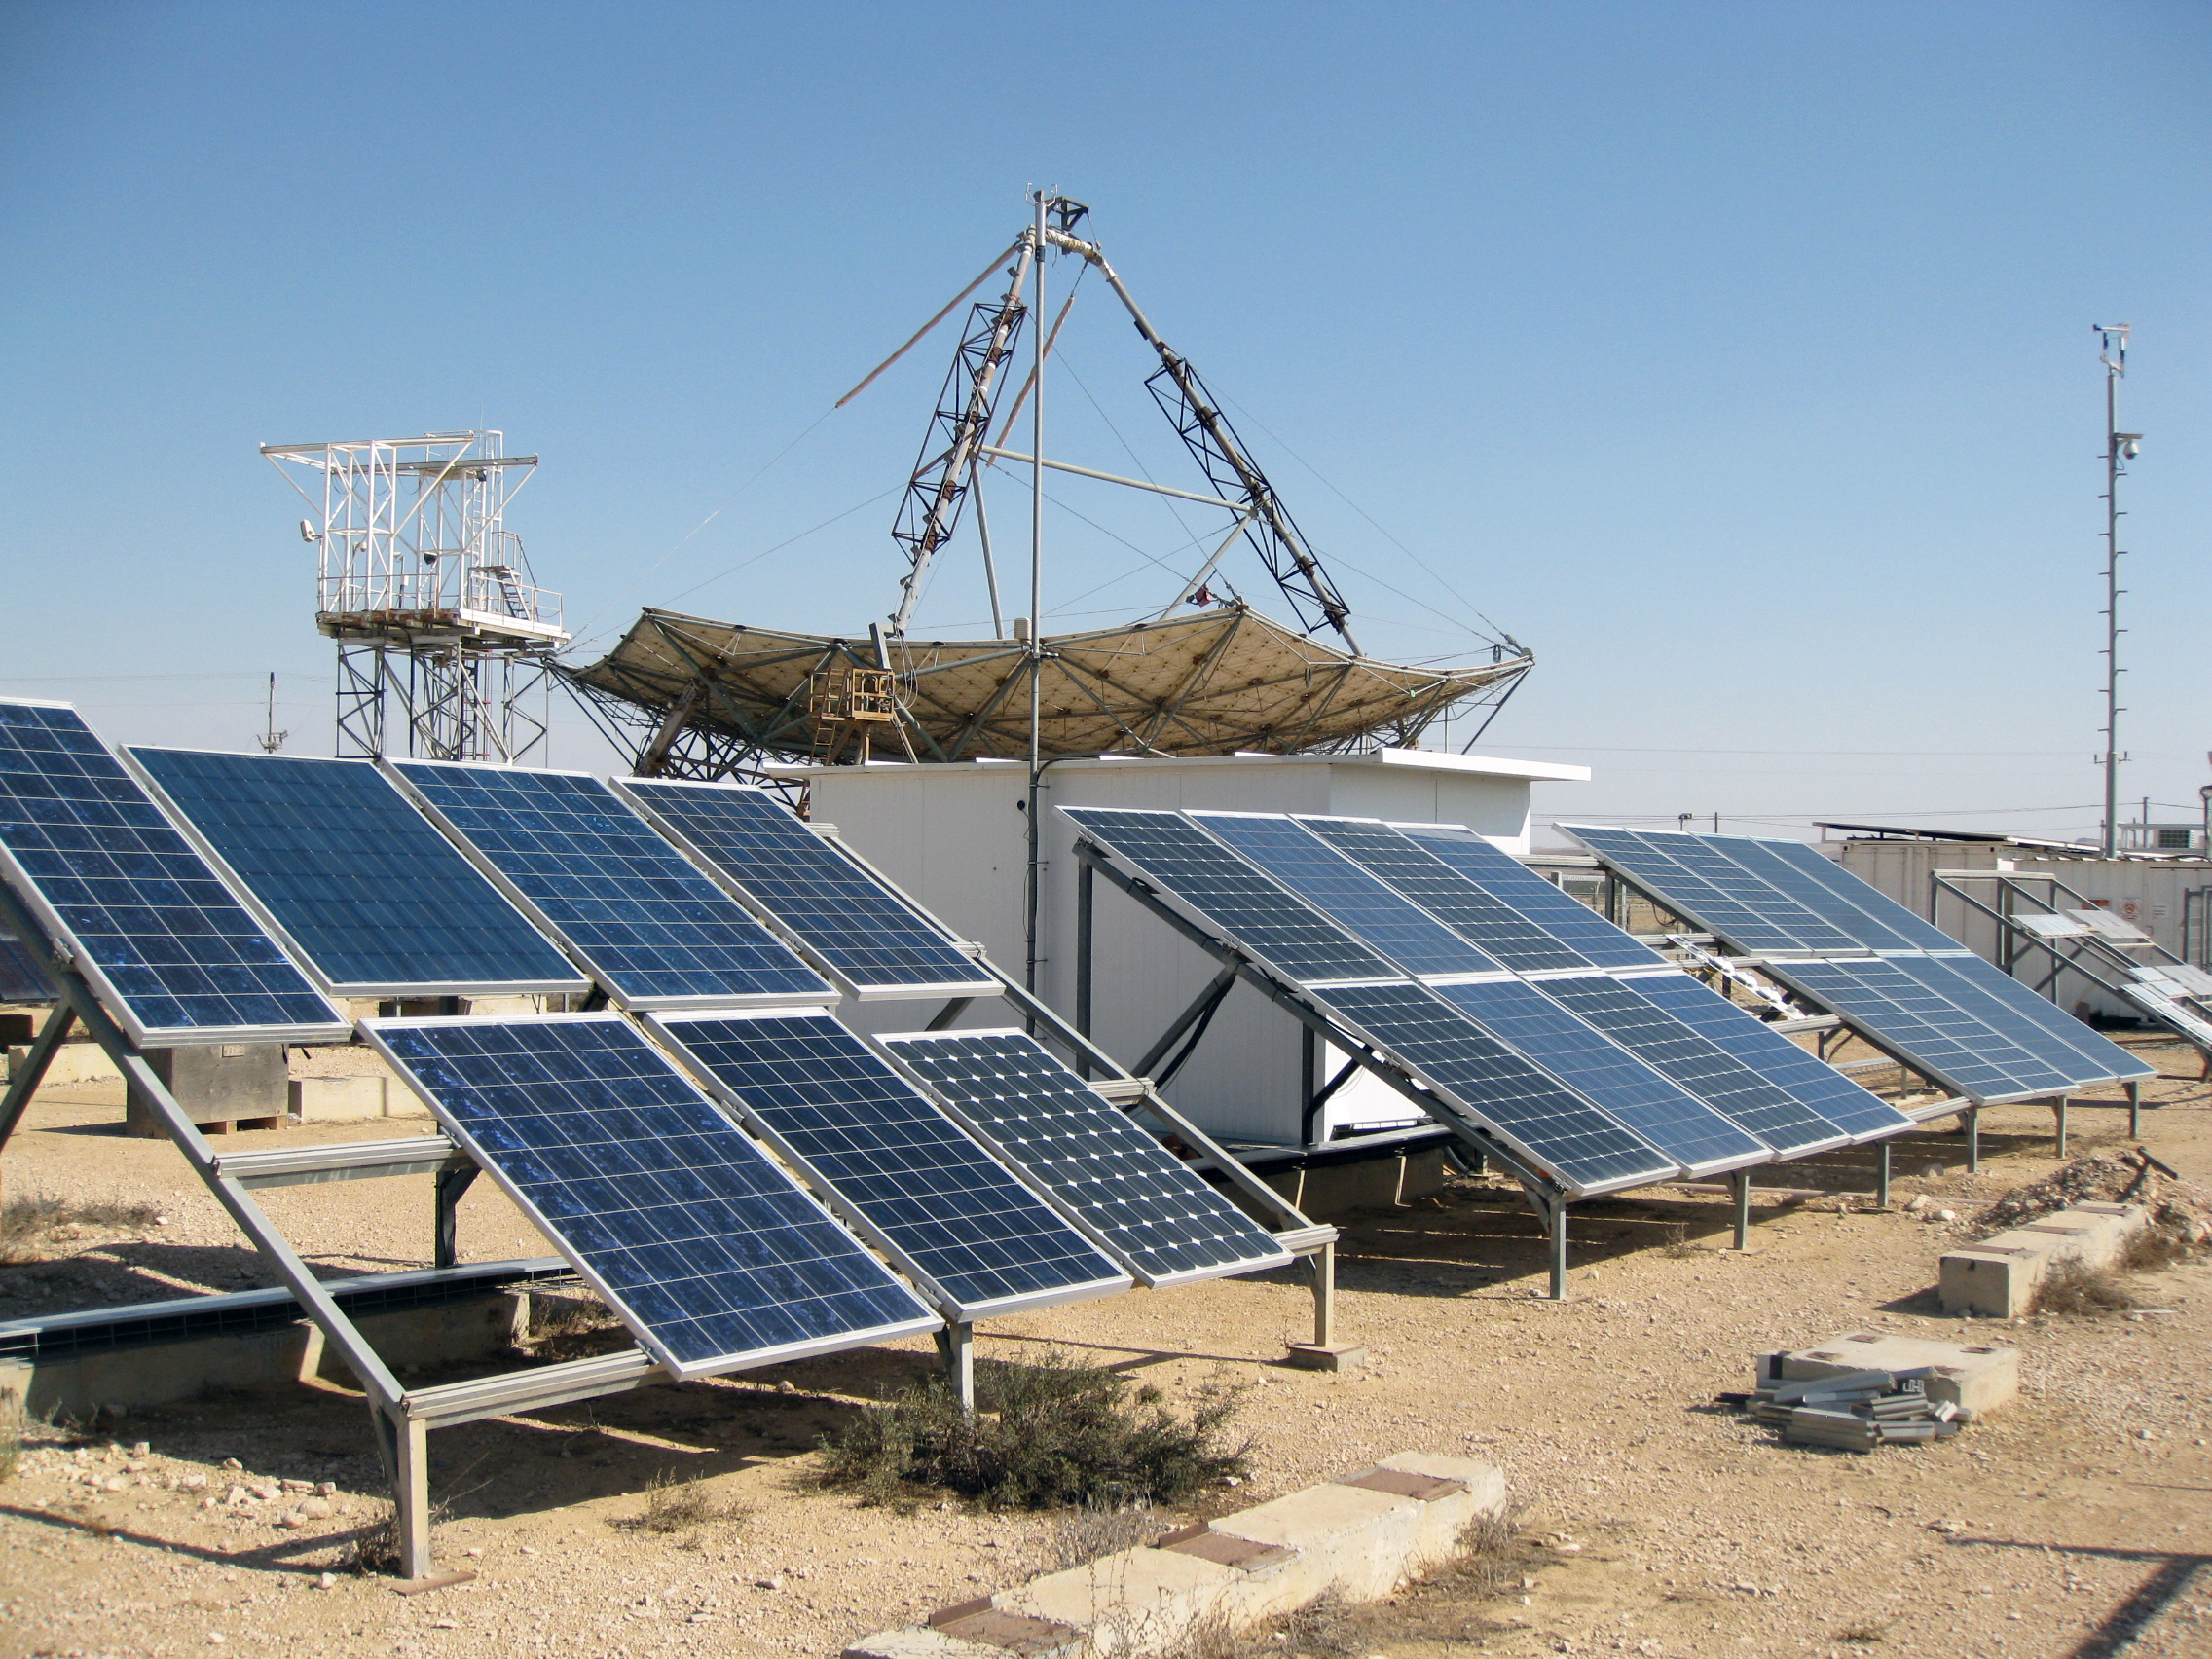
top-left (263, 430), bottom-right (568, 763)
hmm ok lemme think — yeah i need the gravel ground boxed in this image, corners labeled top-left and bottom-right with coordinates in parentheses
top-left (0, 1033), bottom-right (2206, 1659)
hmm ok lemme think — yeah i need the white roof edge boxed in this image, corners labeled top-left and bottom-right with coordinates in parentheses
top-left (767, 748), bottom-right (1591, 783)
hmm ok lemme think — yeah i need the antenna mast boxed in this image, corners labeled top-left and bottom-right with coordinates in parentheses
top-left (2095, 326), bottom-right (2139, 858)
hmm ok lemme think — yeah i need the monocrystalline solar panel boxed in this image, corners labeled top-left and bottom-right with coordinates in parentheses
top-left (1623, 972), bottom-right (1914, 1142)
top-left (617, 779), bottom-right (994, 998)
top-left (360, 1014), bottom-right (938, 1375)
top-left (1390, 824), bottom-right (1664, 969)
top-left (1893, 954), bottom-right (2154, 1086)
top-left (1300, 817), bottom-right (1597, 972)
top-left (388, 761), bottom-right (832, 1010)
top-left (1061, 807), bottom-right (1398, 986)
top-left (648, 1012), bottom-right (1127, 1319)
top-left (1758, 956), bottom-right (2078, 1102)
top-left (1427, 977), bottom-right (1769, 1174)
top-left (1534, 975), bottom-right (1850, 1157)
top-left (129, 748), bottom-right (584, 997)
top-left (883, 1027), bottom-right (1292, 1287)
top-left (0, 700), bottom-right (349, 1047)
top-left (1188, 812), bottom-right (1498, 977)
top-left (1312, 979), bottom-right (1677, 1195)
top-left (1560, 826), bottom-right (1854, 954)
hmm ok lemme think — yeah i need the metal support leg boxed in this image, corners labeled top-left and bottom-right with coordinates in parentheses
top-left (393, 1411), bottom-right (431, 1580)
top-left (2127, 1079), bottom-right (2143, 1138)
top-left (1876, 1138), bottom-right (1892, 1209)
top-left (1299, 1025), bottom-right (1318, 1147)
top-left (1967, 1107), bottom-right (1981, 1174)
top-left (1548, 1200), bottom-right (1568, 1301)
top-left (935, 1322), bottom-right (975, 1414)
top-left (1305, 1241), bottom-right (1335, 1347)
top-left (433, 1166), bottom-right (479, 1272)
top-left (2054, 1097), bottom-right (2069, 1160)
top-left (925, 997), bottom-right (972, 1032)
top-left (1075, 860), bottom-right (1094, 1077)
top-left (1731, 1168), bottom-right (1751, 1251)
top-left (0, 1003), bottom-right (74, 1157)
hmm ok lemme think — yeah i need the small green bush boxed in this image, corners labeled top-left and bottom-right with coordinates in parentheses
top-left (819, 1350), bottom-right (1248, 1510)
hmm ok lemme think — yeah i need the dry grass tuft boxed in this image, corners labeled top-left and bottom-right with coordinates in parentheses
top-left (1, 1193), bottom-right (162, 1264)
top-left (2034, 1257), bottom-right (2136, 1317)
top-left (528, 1296), bottom-right (630, 1362)
top-left (0, 1386), bottom-right (21, 1483)
top-left (617, 1466), bottom-right (750, 1543)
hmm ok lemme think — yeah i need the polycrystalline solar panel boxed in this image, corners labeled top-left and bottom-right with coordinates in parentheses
top-left (1312, 979), bottom-right (1676, 1195)
top-left (1061, 807), bottom-right (1396, 986)
top-left (129, 748), bottom-right (584, 997)
top-left (883, 1027), bottom-right (1291, 1287)
top-left (1428, 977), bottom-right (1768, 1174)
top-left (1623, 972), bottom-right (1914, 1142)
top-left (648, 1012), bottom-right (1127, 1320)
top-left (0, 929), bottom-right (54, 1002)
top-left (2125, 983), bottom-right (2212, 1049)
top-left (389, 761), bottom-right (832, 1011)
top-left (1391, 824), bottom-right (1664, 970)
top-left (1188, 813), bottom-right (1498, 977)
top-left (1893, 954), bottom-right (2153, 1086)
top-left (1561, 826), bottom-right (1856, 954)
top-left (1720, 837), bottom-right (1964, 954)
top-left (1757, 957), bottom-right (2077, 1102)
top-left (1300, 817), bottom-right (1594, 972)
top-left (359, 1014), bottom-right (937, 1376)
top-left (0, 700), bottom-right (348, 1047)
top-left (616, 780), bottom-right (995, 999)
top-left (1534, 976), bottom-right (1850, 1157)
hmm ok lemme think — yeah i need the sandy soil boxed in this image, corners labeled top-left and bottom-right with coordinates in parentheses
top-left (0, 1035), bottom-right (2206, 1659)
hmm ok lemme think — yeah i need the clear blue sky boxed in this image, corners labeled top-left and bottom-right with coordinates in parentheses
top-left (3, 2), bottom-right (2204, 845)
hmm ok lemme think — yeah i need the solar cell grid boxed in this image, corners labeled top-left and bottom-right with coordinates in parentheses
top-left (649, 1012), bottom-right (1127, 1318)
top-left (0, 700), bottom-right (348, 1046)
top-left (885, 1028), bottom-right (1291, 1287)
top-left (389, 761), bottom-right (832, 1010)
top-left (362, 1015), bottom-right (938, 1375)
top-left (1730, 837), bottom-right (1965, 954)
top-left (1390, 824), bottom-right (1663, 969)
top-left (1563, 826), bottom-right (1846, 954)
top-left (0, 930), bottom-right (53, 1003)
top-left (129, 748), bottom-right (583, 996)
top-left (1894, 955), bottom-right (2152, 1086)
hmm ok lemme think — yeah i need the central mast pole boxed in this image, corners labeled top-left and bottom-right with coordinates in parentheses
top-left (2096, 323), bottom-right (2132, 859)
top-left (1024, 190), bottom-right (1048, 996)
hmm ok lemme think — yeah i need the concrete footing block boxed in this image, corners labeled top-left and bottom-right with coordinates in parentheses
top-left (1777, 1330), bottom-right (2018, 1420)
top-left (1939, 1201), bottom-right (2149, 1319)
top-left (1284, 1342), bottom-right (1366, 1372)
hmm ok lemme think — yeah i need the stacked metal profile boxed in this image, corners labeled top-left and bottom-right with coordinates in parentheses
top-left (1742, 1366), bottom-right (1963, 1451)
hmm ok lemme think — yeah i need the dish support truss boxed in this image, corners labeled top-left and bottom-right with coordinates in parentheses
top-left (0, 884), bottom-right (1331, 1581)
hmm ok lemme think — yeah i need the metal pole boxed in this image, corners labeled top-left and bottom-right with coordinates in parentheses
top-left (1966, 1106), bottom-right (1981, 1174)
top-left (1074, 858), bottom-right (1093, 1080)
top-left (2127, 1079), bottom-right (2143, 1138)
top-left (2054, 1097), bottom-right (2070, 1160)
top-left (936, 1322), bottom-right (976, 1414)
top-left (1548, 1200), bottom-right (1568, 1301)
top-left (1876, 1138), bottom-right (1892, 1209)
top-left (1308, 1241), bottom-right (1335, 1347)
top-left (2097, 324), bottom-right (2132, 859)
top-left (1731, 1167), bottom-right (1751, 1251)
top-left (1023, 191), bottom-right (1047, 996)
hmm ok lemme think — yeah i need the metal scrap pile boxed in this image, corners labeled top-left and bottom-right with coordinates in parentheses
top-left (1736, 1365), bottom-right (1965, 1452)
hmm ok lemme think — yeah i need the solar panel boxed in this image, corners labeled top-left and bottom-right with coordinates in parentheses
top-left (1622, 972), bottom-right (1914, 1142)
top-left (0, 700), bottom-right (349, 1047)
top-left (616, 779), bottom-right (995, 1000)
top-left (884, 1028), bottom-right (1292, 1287)
top-left (388, 761), bottom-right (832, 1011)
top-left (0, 928), bottom-right (54, 1003)
top-left (1060, 807), bottom-right (1397, 986)
top-left (1311, 980), bottom-right (1677, 1195)
top-left (2124, 983), bottom-right (2212, 1049)
top-left (1891, 954), bottom-right (2153, 1086)
top-left (648, 1012), bottom-right (1128, 1319)
top-left (1427, 977), bottom-right (1770, 1174)
top-left (1188, 812), bottom-right (1498, 977)
top-left (1299, 817), bottom-right (1597, 972)
top-left (129, 748), bottom-right (585, 997)
top-left (1390, 824), bottom-right (1664, 969)
top-left (1533, 975), bottom-right (1851, 1157)
top-left (1756, 956), bottom-right (2079, 1102)
top-left (1559, 826), bottom-right (1856, 953)
top-left (359, 1014), bottom-right (938, 1376)
top-left (1720, 836), bottom-right (1964, 954)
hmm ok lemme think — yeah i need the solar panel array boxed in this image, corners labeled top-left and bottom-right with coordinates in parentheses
top-left (0, 928), bottom-right (54, 1003)
top-left (0, 700), bottom-right (349, 1047)
top-left (1559, 823), bottom-right (2153, 1098)
top-left (130, 748), bottom-right (586, 997)
top-left (650, 1012), bottom-right (1128, 1320)
top-left (884, 1028), bottom-right (1293, 1286)
top-left (617, 779), bottom-right (994, 999)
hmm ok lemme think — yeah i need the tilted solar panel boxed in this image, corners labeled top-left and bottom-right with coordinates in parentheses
top-left (0, 700), bottom-right (349, 1047)
top-left (1061, 807), bottom-right (1397, 986)
top-left (618, 780), bottom-right (994, 999)
top-left (884, 1028), bottom-right (1291, 1288)
top-left (1533, 975), bottom-right (1850, 1157)
top-left (1706, 836), bottom-right (1957, 954)
top-left (1189, 812), bottom-right (1498, 977)
top-left (360, 1014), bottom-right (939, 1376)
top-left (1892, 954), bottom-right (2153, 1086)
top-left (648, 1011), bottom-right (1128, 1320)
top-left (1311, 980), bottom-right (1677, 1195)
top-left (1390, 824), bottom-right (1664, 969)
top-left (1427, 977), bottom-right (1770, 1174)
top-left (1559, 826), bottom-right (1855, 954)
top-left (0, 928), bottom-right (54, 1003)
top-left (388, 761), bottom-right (832, 1011)
top-left (129, 748), bottom-right (584, 997)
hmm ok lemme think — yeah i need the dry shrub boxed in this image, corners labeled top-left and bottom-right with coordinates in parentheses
top-left (819, 1350), bottom-right (1248, 1511)
top-left (2034, 1257), bottom-right (2136, 1317)
top-left (1, 1193), bottom-right (161, 1263)
top-left (339, 1504), bottom-right (405, 1576)
top-left (0, 1386), bottom-right (21, 1482)
top-left (529, 1296), bottom-right (629, 1362)
top-left (619, 1465), bottom-right (749, 1542)
top-left (1049, 1499), bottom-right (1159, 1569)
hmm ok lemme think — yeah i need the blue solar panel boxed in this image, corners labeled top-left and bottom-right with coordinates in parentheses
top-left (1312, 980), bottom-right (1677, 1195)
top-left (361, 1015), bottom-right (938, 1375)
top-left (1300, 818), bottom-right (1596, 972)
top-left (1894, 955), bottom-right (2153, 1087)
top-left (618, 780), bottom-right (992, 997)
top-left (1189, 813), bottom-right (1498, 977)
top-left (1532, 976), bottom-right (1849, 1157)
top-left (1623, 972), bottom-right (1914, 1142)
top-left (1561, 826), bottom-right (1857, 953)
top-left (1701, 837), bottom-right (1944, 953)
top-left (389, 762), bottom-right (832, 1010)
top-left (1758, 957), bottom-right (2078, 1102)
top-left (1428, 978), bottom-right (1769, 1174)
top-left (129, 748), bottom-right (584, 996)
top-left (0, 928), bottom-right (53, 1003)
top-left (1392, 824), bottom-right (1664, 969)
top-left (1061, 807), bottom-right (1397, 986)
top-left (0, 700), bottom-right (348, 1047)
top-left (885, 1028), bottom-right (1292, 1288)
top-left (649, 1012), bottom-right (1126, 1319)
